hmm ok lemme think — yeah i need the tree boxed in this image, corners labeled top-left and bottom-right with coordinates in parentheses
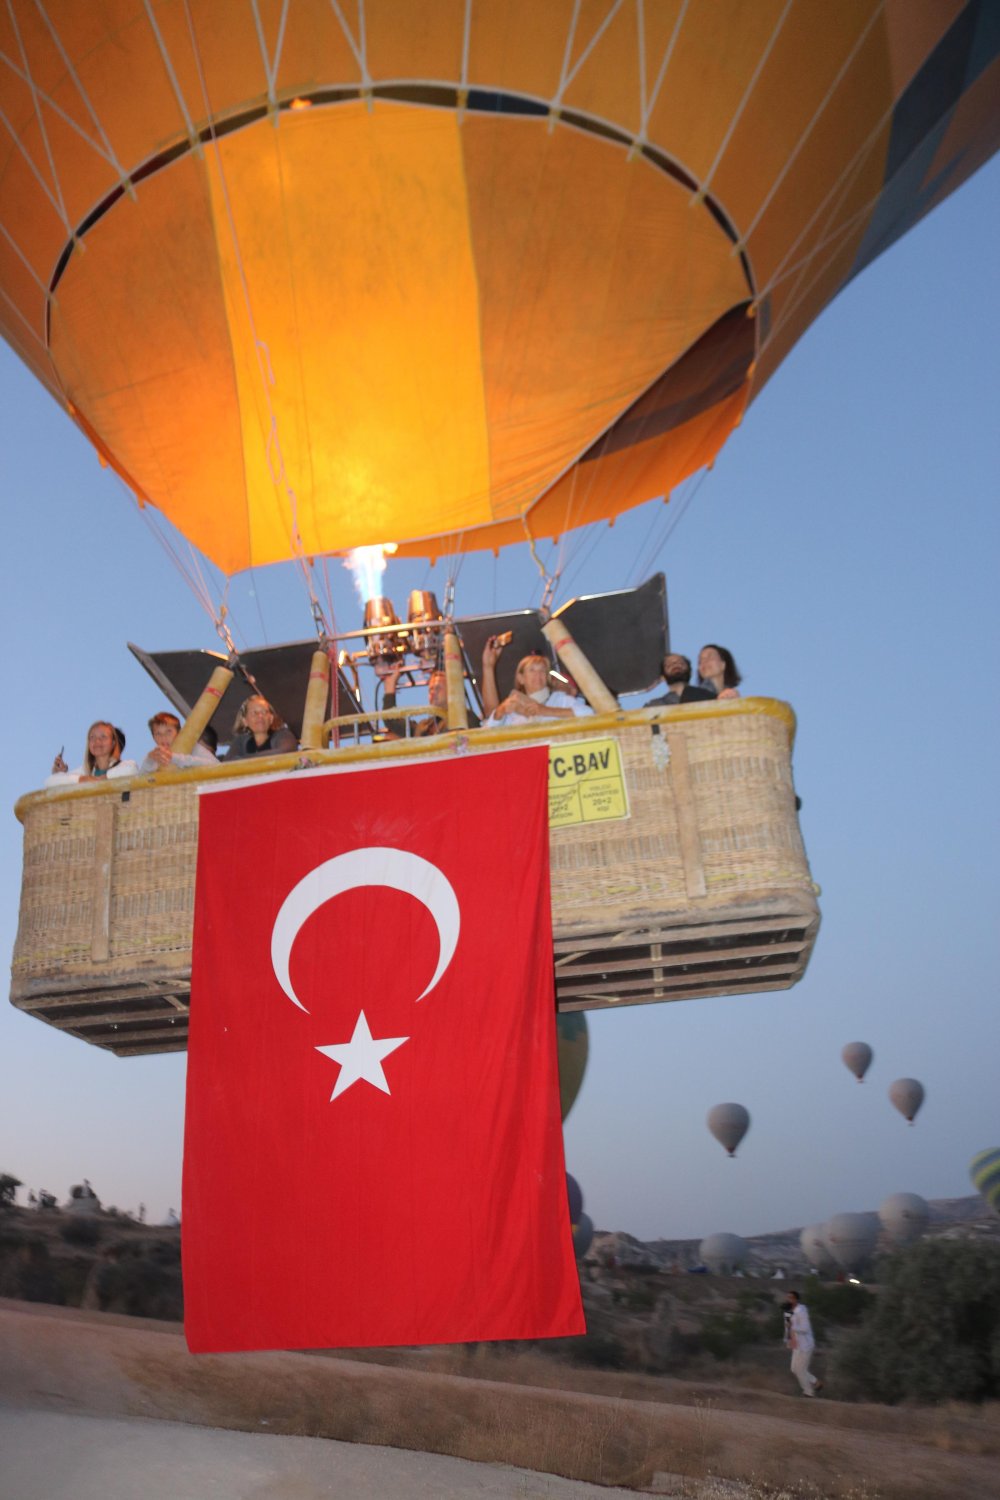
top-left (0, 1174), bottom-right (22, 1209)
top-left (833, 1240), bottom-right (1000, 1403)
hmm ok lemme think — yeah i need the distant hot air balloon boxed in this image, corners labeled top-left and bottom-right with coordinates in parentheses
top-left (826, 1213), bottom-right (878, 1275)
top-left (889, 1078), bottom-right (925, 1124)
top-left (841, 1042), bottom-right (873, 1082)
top-left (707, 1103), bottom-right (750, 1158)
top-left (699, 1232), bottom-right (748, 1275)
top-left (878, 1192), bottom-right (930, 1247)
top-left (969, 1149), bottom-right (1000, 1217)
top-left (556, 1013), bottom-right (589, 1123)
top-left (799, 1225), bottom-right (838, 1275)
top-left (573, 1213), bottom-right (594, 1261)
top-left (566, 1174), bottom-right (583, 1229)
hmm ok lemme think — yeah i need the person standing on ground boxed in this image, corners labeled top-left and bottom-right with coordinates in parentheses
top-left (784, 1290), bottom-right (823, 1396)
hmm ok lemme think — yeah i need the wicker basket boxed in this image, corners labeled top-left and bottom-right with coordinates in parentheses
top-left (10, 700), bottom-right (818, 1055)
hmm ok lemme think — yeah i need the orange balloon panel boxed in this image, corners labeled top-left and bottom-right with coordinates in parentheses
top-left (0, 1), bottom-right (995, 571)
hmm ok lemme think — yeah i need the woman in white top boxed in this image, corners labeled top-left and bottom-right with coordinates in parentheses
top-left (47, 720), bottom-right (138, 786)
top-left (483, 654), bottom-right (594, 728)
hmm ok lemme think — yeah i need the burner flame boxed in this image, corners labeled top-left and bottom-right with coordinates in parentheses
top-left (343, 543), bottom-right (397, 606)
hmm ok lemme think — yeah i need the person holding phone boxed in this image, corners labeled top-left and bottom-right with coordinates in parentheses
top-left (47, 721), bottom-right (137, 786)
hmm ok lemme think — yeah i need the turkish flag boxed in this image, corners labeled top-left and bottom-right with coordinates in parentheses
top-left (182, 747), bottom-right (584, 1352)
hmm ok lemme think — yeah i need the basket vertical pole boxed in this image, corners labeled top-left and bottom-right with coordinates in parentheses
top-left (300, 650), bottom-right (332, 749)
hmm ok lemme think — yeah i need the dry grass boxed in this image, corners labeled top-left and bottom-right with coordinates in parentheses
top-left (120, 1341), bottom-right (1000, 1498)
top-left (5, 1301), bottom-right (1000, 1500)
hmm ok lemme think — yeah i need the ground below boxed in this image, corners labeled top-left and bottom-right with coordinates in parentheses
top-left (2, 1299), bottom-right (998, 1499)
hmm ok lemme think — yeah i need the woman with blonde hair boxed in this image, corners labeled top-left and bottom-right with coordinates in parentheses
top-left (47, 721), bottom-right (137, 785)
top-left (224, 695), bottom-right (297, 760)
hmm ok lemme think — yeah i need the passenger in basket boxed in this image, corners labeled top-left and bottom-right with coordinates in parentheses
top-left (47, 721), bottom-right (138, 786)
top-left (139, 711), bottom-right (219, 772)
top-left (381, 666), bottom-right (480, 737)
top-left (224, 696), bottom-right (297, 760)
top-left (646, 654), bottom-right (716, 707)
top-left (482, 654), bottom-right (594, 728)
top-left (697, 644), bottom-right (742, 700)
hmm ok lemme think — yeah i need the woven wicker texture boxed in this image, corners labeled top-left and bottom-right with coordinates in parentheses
top-left (11, 704), bottom-right (817, 1049)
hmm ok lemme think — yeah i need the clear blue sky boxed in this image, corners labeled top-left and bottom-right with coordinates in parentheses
top-left (1, 156), bottom-right (997, 1239)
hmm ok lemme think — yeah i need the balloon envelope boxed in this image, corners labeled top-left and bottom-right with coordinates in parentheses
top-left (556, 1013), bottom-right (589, 1123)
top-left (888, 1078), bottom-right (925, 1123)
top-left (826, 1212), bottom-right (878, 1274)
top-left (566, 1174), bottom-right (583, 1229)
top-left (573, 1213), bottom-right (594, 1261)
top-left (878, 1192), bottom-right (929, 1246)
top-left (699, 1232), bottom-right (747, 1274)
top-left (800, 1225), bottom-right (838, 1275)
top-left (0, 6), bottom-right (996, 571)
top-left (707, 1103), bottom-right (750, 1157)
top-left (969, 1149), bottom-right (1000, 1217)
top-left (841, 1042), bottom-right (873, 1082)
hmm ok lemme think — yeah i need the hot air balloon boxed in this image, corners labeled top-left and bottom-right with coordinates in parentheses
top-left (878, 1193), bottom-right (929, 1247)
top-left (566, 1174), bottom-right (584, 1230)
top-left (826, 1213), bottom-right (878, 1276)
top-left (699, 1232), bottom-right (747, 1275)
top-left (0, 4), bottom-right (994, 570)
top-left (969, 1149), bottom-right (1000, 1217)
top-left (6, 4), bottom-right (998, 1053)
top-left (707, 1103), bottom-right (750, 1158)
top-left (556, 1013), bottom-right (589, 1123)
top-left (842, 1042), bottom-right (873, 1083)
top-left (889, 1079), bottom-right (925, 1124)
top-left (573, 1213), bottom-right (594, 1261)
top-left (799, 1225), bottom-right (837, 1276)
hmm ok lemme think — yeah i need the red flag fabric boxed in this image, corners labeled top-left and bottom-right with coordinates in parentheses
top-left (182, 746), bottom-right (584, 1352)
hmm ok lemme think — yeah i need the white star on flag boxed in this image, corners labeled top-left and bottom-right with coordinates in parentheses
top-left (316, 1009), bottom-right (409, 1101)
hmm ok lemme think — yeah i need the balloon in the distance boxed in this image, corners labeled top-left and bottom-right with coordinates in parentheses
top-left (800, 1225), bottom-right (838, 1275)
top-left (556, 1012), bottom-right (589, 1123)
top-left (878, 1193), bottom-right (930, 1246)
top-left (566, 1174), bottom-right (583, 1229)
top-left (699, 1232), bottom-right (747, 1274)
top-left (888, 1078), bottom-right (925, 1124)
top-left (573, 1212), bottom-right (594, 1260)
top-left (826, 1213), bottom-right (878, 1275)
top-left (969, 1149), bottom-right (1000, 1217)
top-left (707, 1103), bottom-right (750, 1157)
top-left (841, 1042), bottom-right (873, 1082)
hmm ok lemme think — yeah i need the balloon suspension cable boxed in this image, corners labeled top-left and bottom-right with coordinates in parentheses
top-left (522, 516), bottom-right (560, 617)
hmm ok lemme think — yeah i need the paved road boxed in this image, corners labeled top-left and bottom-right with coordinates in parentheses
top-left (0, 1406), bottom-right (639, 1500)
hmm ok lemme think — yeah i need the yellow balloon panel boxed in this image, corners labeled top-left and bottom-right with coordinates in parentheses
top-left (204, 105), bottom-right (492, 568)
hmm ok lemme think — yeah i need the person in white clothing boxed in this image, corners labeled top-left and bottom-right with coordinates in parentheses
top-left (482, 653), bottom-right (594, 728)
top-left (783, 1290), bottom-right (823, 1396)
top-left (47, 721), bottom-right (137, 786)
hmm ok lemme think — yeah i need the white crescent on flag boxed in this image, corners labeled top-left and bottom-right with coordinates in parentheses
top-left (269, 846), bottom-right (461, 1014)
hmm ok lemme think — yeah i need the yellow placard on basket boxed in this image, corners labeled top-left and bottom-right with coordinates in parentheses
top-left (547, 739), bottom-right (629, 829)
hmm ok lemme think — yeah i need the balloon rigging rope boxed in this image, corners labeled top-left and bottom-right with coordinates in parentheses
top-left (128, 482), bottom-right (249, 654)
top-left (627, 468), bottom-right (709, 586)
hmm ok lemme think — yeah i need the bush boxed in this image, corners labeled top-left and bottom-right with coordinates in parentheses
top-left (699, 1308), bottom-right (764, 1360)
top-left (832, 1239), bottom-right (1000, 1403)
top-left (0, 1173), bottom-right (21, 1208)
top-left (60, 1216), bottom-right (103, 1247)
